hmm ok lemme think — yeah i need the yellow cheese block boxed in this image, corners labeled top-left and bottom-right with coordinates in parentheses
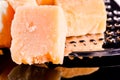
top-left (10, 5), bottom-right (67, 64)
top-left (55, 0), bottom-right (107, 36)
top-left (0, 0), bottom-right (14, 48)
top-left (7, 0), bottom-right (107, 37)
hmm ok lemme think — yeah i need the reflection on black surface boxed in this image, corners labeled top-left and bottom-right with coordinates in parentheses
top-left (8, 64), bottom-right (100, 80)
top-left (62, 66), bottom-right (120, 80)
top-left (8, 65), bottom-right (61, 80)
top-left (8, 64), bottom-right (120, 80)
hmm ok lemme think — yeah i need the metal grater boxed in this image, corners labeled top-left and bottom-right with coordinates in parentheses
top-left (104, 0), bottom-right (120, 48)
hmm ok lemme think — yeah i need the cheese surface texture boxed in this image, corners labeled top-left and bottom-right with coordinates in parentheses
top-left (55, 0), bottom-right (107, 36)
top-left (0, 0), bottom-right (14, 48)
top-left (10, 6), bottom-right (67, 64)
top-left (7, 0), bottom-right (37, 10)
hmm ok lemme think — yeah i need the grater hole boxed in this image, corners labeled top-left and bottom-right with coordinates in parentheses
top-left (106, 36), bottom-right (116, 43)
top-left (113, 16), bottom-right (120, 22)
top-left (116, 30), bottom-right (120, 35)
top-left (83, 43), bottom-right (86, 46)
top-left (106, 24), bottom-right (115, 30)
top-left (107, 11), bottom-right (113, 17)
top-left (107, 17), bottom-right (114, 24)
top-left (113, 10), bottom-right (120, 16)
top-left (106, 5), bottom-right (112, 11)
top-left (116, 36), bottom-right (120, 40)
top-left (89, 39), bottom-right (97, 45)
top-left (114, 23), bottom-right (120, 29)
top-left (105, 30), bottom-right (115, 36)
top-left (69, 41), bottom-right (76, 44)
top-left (90, 39), bottom-right (95, 42)
top-left (74, 44), bottom-right (77, 47)
top-left (93, 42), bottom-right (97, 45)
top-left (79, 39), bottom-right (86, 46)
top-left (99, 38), bottom-right (104, 41)
top-left (79, 40), bottom-right (85, 43)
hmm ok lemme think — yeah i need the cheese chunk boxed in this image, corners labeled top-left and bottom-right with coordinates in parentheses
top-left (37, 0), bottom-right (107, 36)
top-left (10, 6), bottom-right (67, 64)
top-left (7, 0), bottom-right (38, 10)
top-left (0, 0), bottom-right (14, 48)
top-left (8, 0), bottom-right (107, 37)
top-left (55, 0), bottom-right (107, 36)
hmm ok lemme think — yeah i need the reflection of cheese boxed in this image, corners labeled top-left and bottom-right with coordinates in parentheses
top-left (55, 0), bottom-right (107, 36)
top-left (7, 0), bottom-right (37, 10)
top-left (10, 6), bottom-right (67, 64)
top-left (55, 67), bottom-right (99, 78)
top-left (0, 50), bottom-right (3, 55)
top-left (0, 1), bottom-right (14, 48)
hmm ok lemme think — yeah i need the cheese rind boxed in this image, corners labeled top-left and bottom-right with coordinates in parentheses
top-left (10, 6), bottom-right (67, 64)
top-left (0, 0), bottom-right (14, 48)
top-left (55, 0), bottom-right (107, 36)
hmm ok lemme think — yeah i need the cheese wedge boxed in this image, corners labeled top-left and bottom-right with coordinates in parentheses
top-left (7, 0), bottom-right (38, 10)
top-left (0, 0), bottom-right (14, 48)
top-left (10, 5), bottom-right (67, 64)
top-left (55, 0), bottom-right (107, 36)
